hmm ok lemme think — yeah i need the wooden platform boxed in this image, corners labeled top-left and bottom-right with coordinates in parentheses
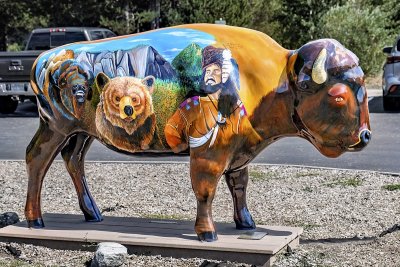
top-left (0, 213), bottom-right (302, 266)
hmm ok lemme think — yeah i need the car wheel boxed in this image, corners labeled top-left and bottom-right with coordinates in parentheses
top-left (0, 96), bottom-right (19, 114)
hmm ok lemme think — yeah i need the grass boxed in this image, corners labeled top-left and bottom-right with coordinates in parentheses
top-left (302, 186), bottom-right (313, 192)
top-left (295, 172), bottom-right (321, 178)
top-left (0, 260), bottom-right (43, 267)
top-left (325, 176), bottom-right (363, 187)
top-left (141, 213), bottom-right (188, 221)
top-left (249, 170), bottom-right (279, 181)
top-left (299, 222), bottom-right (322, 230)
top-left (382, 184), bottom-right (400, 191)
top-left (249, 170), bottom-right (265, 180)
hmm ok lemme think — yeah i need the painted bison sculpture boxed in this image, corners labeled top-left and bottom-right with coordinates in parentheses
top-left (25, 24), bottom-right (371, 242)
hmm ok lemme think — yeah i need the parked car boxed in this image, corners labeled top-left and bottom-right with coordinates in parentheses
top-left (382, 35), bottom-right (400, 110)
top-left (0, 27), bottom-right (116, 114)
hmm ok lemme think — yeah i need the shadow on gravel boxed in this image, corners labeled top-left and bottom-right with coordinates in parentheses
top-left (379, 223), bottom-right (400, 237)
top-left (301, 223), bottom-right (400, 245)
top-left (301, 236), bottom-right (376, 245)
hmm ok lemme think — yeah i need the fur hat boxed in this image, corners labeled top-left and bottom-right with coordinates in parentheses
top-left (202, 46), bottom-right (224, 69)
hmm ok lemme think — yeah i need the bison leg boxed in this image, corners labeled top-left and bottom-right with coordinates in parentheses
top-left (190, 157), bottom-right (225, 242)
top-left (225, 167), bottom-right (256, 230)
top-left (25, 120), bottom-right (68, 228)
top-left (61, 134), bottom-right (102, 222)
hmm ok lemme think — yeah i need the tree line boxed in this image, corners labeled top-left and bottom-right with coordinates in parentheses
top-left (1, 0), bottom-right (398, 75)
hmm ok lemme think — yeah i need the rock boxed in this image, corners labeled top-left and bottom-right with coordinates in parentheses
top-left (6, 244), bottom-right (21, 257)
top-left (91, 242), bottom-right (127, 267)
top-left (0, 212), bottom-right (19, 228)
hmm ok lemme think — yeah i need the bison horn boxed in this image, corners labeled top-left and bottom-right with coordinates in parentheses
top-left (312, 48), bottom-right (327, 84)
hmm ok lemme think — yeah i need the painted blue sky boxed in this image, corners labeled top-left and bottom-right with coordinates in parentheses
top-left (36, 28), bottom-right (216, 79)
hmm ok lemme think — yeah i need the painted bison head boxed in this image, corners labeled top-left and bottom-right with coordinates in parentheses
top-left (289, 39), bottom-right (371, 157)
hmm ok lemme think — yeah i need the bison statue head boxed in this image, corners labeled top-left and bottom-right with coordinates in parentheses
top-left (287, 39), bottom-right (371, 157)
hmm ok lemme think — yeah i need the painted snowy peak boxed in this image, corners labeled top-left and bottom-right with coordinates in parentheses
top-left (73, 45), bottom-right (177, 80)
top-left (37, 45), bottom-right (177, 89)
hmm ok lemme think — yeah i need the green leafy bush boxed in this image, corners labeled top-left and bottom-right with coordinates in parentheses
top-left (319, 3), bottom-right (393, 75)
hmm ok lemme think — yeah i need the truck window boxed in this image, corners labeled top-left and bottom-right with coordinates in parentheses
top-left (104, 30), bottom-right (116, 38)
top-left (27, 32), bottom-right (51, 50)
top-left (89, 31), bottom-right (104, 40)
top-left (50, 32), bottom-right (86, 47)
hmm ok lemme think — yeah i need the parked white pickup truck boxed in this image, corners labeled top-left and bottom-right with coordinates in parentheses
top-left (0, 27), bottom-right (116, 113)
top-left (382, 35), bottom-right (400, 110)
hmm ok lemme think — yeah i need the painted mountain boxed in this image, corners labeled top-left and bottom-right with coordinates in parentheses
top-left (171, 43), bottom-right (203, 92)
top-left (75, 45), bottom-right (177, 80)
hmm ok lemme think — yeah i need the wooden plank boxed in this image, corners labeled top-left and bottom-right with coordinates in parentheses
top-left (0, 213), bottom-right (302, 266)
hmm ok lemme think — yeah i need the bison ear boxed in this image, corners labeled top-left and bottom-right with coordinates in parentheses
top-left (142, 75), bottom-right (155, 94)
top-left (95, 72), bottom-right (110, 93)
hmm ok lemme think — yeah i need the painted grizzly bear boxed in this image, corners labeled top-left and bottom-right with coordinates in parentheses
top-left (94, 73), bottom-right (161, 152)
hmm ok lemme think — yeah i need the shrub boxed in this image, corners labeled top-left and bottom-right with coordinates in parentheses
top-left (319, 3), bottom-right (393, 75)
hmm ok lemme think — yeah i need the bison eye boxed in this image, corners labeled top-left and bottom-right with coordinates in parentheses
top-left (299, 81), bottom-right (308, 90)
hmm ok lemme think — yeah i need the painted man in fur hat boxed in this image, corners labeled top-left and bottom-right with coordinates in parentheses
top-left (165, 45), bottom-right (246, 153)
top-left (200, 45), bottom-right (241, 119)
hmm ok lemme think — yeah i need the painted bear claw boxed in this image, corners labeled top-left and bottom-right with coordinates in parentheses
top-left (197, 231), bottom-right (218, 242)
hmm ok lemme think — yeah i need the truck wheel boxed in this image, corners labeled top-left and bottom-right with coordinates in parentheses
top-left (29, 96), bottom-right (38, 106)
top-left (0, 96), bottom-right (19, 114)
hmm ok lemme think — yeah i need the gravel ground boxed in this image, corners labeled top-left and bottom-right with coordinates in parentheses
top-left (0, 161), bottom-right (399, 266)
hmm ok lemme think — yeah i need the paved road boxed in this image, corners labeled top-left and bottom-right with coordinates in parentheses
top-left (0, 96), bottom-right (399, 173)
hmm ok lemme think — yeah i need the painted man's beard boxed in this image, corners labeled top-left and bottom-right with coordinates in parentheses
top-left (201, 82), bottom-right (223, 94)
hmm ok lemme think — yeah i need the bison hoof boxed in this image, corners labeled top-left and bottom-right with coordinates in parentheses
top-left (27, 218), bottom-right (45, 228)
top-left (84, 212), bottom-right (103, 222)
top-left (197, 231), bottom-right (218, 242)
top-left (235, 208), bottom-right (256, 230)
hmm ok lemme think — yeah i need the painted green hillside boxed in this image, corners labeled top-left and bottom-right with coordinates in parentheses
top-left (152, 79), bottom-right (187, 146)
top-left (171, 43), bottom-right (203, 92)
